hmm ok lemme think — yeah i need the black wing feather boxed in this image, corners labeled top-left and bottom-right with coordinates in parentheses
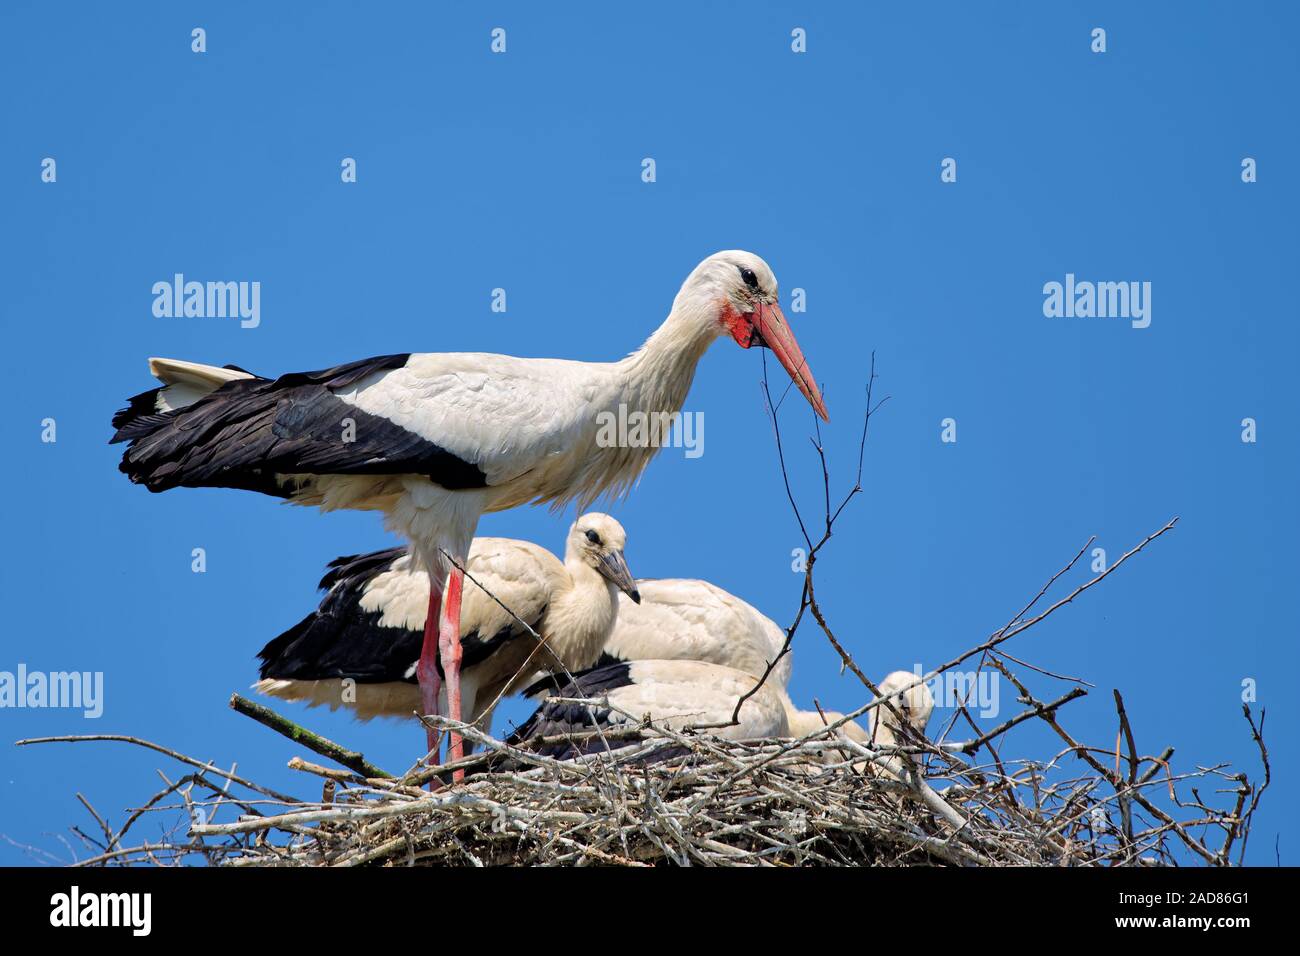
top-left (518, 651), bottom-right (626, 700)
top-left (506, 663), bottom-right (634, 748)
top-left (502, 663), bottom-right (688, 764)
top-left (257, 549), bottom-right (421, 684)
top-left (112, 354), bottom-right (487, 495)
top-left (258, 547), bottom-right (545, 683)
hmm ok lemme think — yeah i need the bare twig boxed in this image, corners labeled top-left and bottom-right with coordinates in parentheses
top-left (229, 694), bottom-right (392, 779)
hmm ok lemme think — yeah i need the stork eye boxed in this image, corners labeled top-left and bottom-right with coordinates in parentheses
top-left (738, 266), bottom-right (759, 290)
top-left (585, 529), bottom-right (602, 545)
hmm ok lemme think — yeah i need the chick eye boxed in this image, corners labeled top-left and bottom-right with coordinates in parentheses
top-left (585, 529), bottom-right (602, 545)
top-left (738, 266), bottom-right (759, 290)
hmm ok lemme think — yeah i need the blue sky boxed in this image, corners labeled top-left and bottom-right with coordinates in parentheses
top-left (1, 1), bottom-right (1294, 865)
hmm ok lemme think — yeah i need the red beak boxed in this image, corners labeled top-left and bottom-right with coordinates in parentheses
top-left (749, 301), bottom-right (829, 421)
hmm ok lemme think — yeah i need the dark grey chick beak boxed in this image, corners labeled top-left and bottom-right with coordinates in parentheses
top-left (597, 550), bottom-right (640, 603)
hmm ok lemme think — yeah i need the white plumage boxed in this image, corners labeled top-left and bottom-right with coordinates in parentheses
top-left (606, 579), bottom-right (890, 743)
top-left (829, 670), bottom-right (936, 781)
top-left (506, 664), bottom-right (934, 769)
top-left (604, 579), bottom-right (792, 688)
top-left (508, 659), bottom-right (791, 753)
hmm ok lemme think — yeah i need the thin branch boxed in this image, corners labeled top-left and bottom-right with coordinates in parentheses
top-left (229, 694), bottom-right (392, 779)
top-left (14, 734), bottom-right (300, 804)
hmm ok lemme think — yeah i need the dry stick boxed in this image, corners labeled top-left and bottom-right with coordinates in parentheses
top-left (707, 352), bottom-right (886, 729)
top-left (108, 776), bottom-right (193, 853)
top-left (988, 658), bottom-right (1219, 865)
top-left (793, 362), bottom-right (913, 731)
top-left (287, 756), bottom-right (368, 784)
top-left (228, 694), bottom-right (392, 779)
top-left (195, 759), bottom-right (240, 836)
top-left (884, 517), bottom-right (1182, 725)
top-left (950, 702), bottom-right (1014, 789)
top-left (71, 843), bottom-right (208, 868)
top-left (936, 535), bottom-right (1095, 747)
top-left (1113, 689), bottom-right (1140, 854)
top-left (694, 359), bottom-right (820, 729)
top-left (1232, 704), bottom-right (1271, 865)
top-left (1137, 746), bottom-right (1176, 785)
top-left (804, 557), bottom-right (875, 690)
top-left (992, 648), bottom-right (1095, 687)
top-left (784, 514), bottom-right (1171, 767)
top-left (75, 794), bottom-right (113, 850)
top-left (955, 688), bottom-right (1088, 754)
top-left (15, 734), bottom-right (300, 804)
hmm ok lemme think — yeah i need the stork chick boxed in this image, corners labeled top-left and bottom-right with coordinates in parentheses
top-left (505, 659), bottom-right (790, 761)
top-left (841, 670), bottom-right (935, 782)
top-left (254, 514), bottom-right (639, 743)
top-left (601, 578), bottom-right (870, 740)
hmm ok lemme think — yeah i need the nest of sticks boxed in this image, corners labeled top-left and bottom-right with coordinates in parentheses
top-left (19, 662), bottom-right (1268, 867)
top-left (19, 510), bottom-right (1270, 869)
top-left (15, 363), bottom-right (1269, 867)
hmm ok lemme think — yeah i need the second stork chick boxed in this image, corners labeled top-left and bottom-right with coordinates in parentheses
top-left (254, 514), bottom-right (639, 739)
top-left (504, 658), bottom-right (791, 761)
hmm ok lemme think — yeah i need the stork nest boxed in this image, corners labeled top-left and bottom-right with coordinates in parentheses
top-left (21, 684), bottom-right (1267, 867)
top-left (12, 513), bottom-right (1269, 867)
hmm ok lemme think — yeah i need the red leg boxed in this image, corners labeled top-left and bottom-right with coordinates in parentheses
top-left (415, 585), bottom-right (444, 764)
top-left (438, 566), bottom-right (466, 779)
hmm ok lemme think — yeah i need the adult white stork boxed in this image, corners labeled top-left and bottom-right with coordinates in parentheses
top-left (254, 514), bottom-right (638, 742)
top-left (110, 250), bottom-right (828, 767)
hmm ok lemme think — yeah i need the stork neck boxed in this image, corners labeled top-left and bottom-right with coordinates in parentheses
top-left (542, 559), bottom-right (621, 671)
top-left (784, 695), bottom-right (869, 743)
top-left (617, 298), bottom-right (723, 417)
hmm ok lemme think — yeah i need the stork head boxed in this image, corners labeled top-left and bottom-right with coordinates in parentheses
top-left (875, 671), bottom-right (935, 734)
top-left (567, 513), bottom-right (640, 604)
top-left (677, 250), bottom-right (829, 422)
